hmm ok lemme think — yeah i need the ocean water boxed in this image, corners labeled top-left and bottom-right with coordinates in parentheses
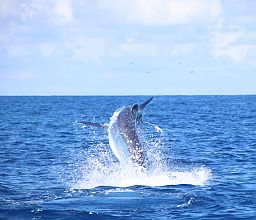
top-left (0, 96), bottom-right (255, 220)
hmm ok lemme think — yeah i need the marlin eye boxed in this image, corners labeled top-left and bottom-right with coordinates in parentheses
top-left (132, 104), bottom-right (139, 113)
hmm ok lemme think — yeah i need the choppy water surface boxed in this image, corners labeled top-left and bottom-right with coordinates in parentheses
top-left (0, 96), bottom-right (255, 219)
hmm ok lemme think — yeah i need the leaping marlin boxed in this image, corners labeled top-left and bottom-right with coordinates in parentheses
top-left (81, 97), bottom-right (154, 166)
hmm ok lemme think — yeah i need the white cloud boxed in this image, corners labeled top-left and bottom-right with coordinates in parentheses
top-left (215, 45), bottom-right (255, 62)
top-left (0, 71), bottom-right (35, 85)
top-left (97, 0), bottom-right (222, 25)
top-left (210, 31), bottom-right (256, 62)
top-left (120, 42), bottom-right (157, 57)
top-left (65, 37), bottom-right (107, 62)
top-left (38, 43), bottom-right (57, 57)
top-left (211, 31), bottom-right (243, 48)
top-left (7, 44), bottom-right (28, 57)
top-left (237, 15), bottom-right (256, 25)
top-left (54, 0), bottom-right (74, 23)
top-left (171, 43), bottom-right (195, 56)
top-left (20, 1), bottom-right (44, 21)
top-left (0, 0), bottom-right (16, 17)
top-left (0, 0), bottom-right (75, 24)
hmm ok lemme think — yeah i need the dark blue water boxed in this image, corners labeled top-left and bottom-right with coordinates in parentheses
top-left (1, 96), bottom-right (255, 219)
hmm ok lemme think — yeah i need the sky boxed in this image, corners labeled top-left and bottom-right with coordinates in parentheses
top-left (0, 0), bottom-right (256, 95)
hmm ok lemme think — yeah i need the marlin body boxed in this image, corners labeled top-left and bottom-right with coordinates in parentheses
top-left (81, 97), bottom-right (154, 166)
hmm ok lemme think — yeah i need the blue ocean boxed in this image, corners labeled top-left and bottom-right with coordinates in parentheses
top-left (0, 96), bottom-right (255, 219)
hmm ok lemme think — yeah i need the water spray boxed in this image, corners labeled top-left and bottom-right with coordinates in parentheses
top-left (143, 121), bottom-right (163, 133)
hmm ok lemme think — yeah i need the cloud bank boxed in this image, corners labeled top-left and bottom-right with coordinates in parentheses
top-left (0, 0), bottom-right (255, 95)
top-left (97, 0), bottom-right (222, 25)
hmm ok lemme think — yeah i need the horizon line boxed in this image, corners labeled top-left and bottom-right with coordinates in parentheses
top-left (0, 94), bottom-right (256, 97)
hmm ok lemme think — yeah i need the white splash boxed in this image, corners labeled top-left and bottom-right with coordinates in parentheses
top-left (73, 109), bottom-right (212, 190)
top-left (144, 121), bottom-right (163, 133)
top-left (71, 158), bottom-right (212, 190)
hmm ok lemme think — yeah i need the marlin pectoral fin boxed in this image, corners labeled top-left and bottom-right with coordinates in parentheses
top-left (80, 121), bottom-right (108, 129)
